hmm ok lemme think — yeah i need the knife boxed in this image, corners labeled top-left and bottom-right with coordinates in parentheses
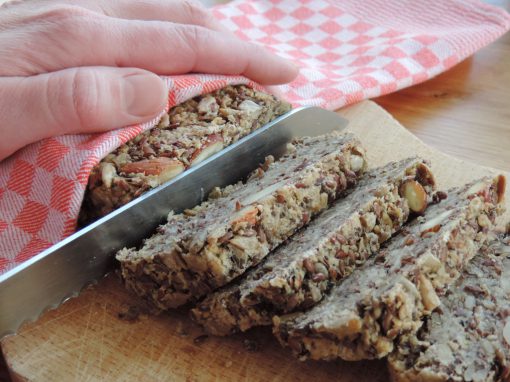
top-left (0, 106), bottom-right (349, 338)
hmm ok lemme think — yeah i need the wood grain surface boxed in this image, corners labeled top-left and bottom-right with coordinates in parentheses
top-left (2, 100), bottom-right (509, 382)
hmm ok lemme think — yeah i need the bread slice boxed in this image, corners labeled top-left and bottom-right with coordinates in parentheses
top-left (192, 158), bottom-right (436, 336)
top-left (273, 175), bottom-right (506, 361)
top-left (80, 85), bottom-right (292, 224)
top-left (117, 132), bottom-right (367, 309)
top-left (388, 232), bottom-right (510, 382)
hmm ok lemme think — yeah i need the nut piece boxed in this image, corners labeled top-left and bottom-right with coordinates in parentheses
top-left (197, 96), bottom-right (219, 115)
top-left (418, 274), bottom-right (440, 312)
top-left (100, 162), bottom-right (117, 189)
top-left (496, 174), bottom-right (506, 203)
top-left (231, 205), bottom-right (259, 226)
top-left (350, 154), bottom-right (365, 173)
top-left (190, 134), bottom-right (225, 166)
top-left (241, 180), bottom-right (286, 206)
top-left (239, 99), bottom-right (262, 113)
top-left (401, 180), bottom-right (428, 214)
top-left (120, 158), bottom-right (185, 185)
top-left (420, 224), bottom-right (441, 237)
top-left (416, 163), bottom-right (436, 188)
top-left (504, 319), bottom-right (510, 346)
top-left (477, 214), bottom-right (491, 228)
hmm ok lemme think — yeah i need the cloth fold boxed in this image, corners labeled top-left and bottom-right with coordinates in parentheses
top-left (1, 0), bottom-right (509, 274)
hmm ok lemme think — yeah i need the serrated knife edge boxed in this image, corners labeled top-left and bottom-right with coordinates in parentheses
top-left (0, 106), bottom-right (349, 338)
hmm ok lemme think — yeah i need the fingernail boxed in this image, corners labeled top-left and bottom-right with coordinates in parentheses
top-left (122, 73), bottom-right (167, 118)
top-left (282, 59), bottom-right (300, 81)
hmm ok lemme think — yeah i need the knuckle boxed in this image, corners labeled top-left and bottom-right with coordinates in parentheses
top-left (179, 24), bottom-right (201, 47)
top-left (172, 24), bottom-right (203, 71)
top-left (46, 68), bottom-right (116, 132)
top-left (36, 4), bottom-right (94, 22)
top-left (35, 4), bottom-right (100, 37)
top-left (69, 69), bottom-right (101, 128)
top-left (181, 0), bottom-right (211, 25)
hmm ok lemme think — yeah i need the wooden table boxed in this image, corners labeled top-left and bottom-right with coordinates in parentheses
top-left (1, 0), bottom-right (509, 380)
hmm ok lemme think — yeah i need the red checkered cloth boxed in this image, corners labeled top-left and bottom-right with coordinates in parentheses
top-left (0, 0), bottom-right (509, 274)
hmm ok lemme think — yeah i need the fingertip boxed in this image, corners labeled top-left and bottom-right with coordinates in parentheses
top-left (241, 44), bottom-right (300, 85)
top-left (267, 59), bottom-right (300, 85)
top-left (122, 70), bottom-right (167, 119)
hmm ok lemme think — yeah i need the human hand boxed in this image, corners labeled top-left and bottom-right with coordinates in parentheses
top-left (0, 0), bottom-right (298, 160)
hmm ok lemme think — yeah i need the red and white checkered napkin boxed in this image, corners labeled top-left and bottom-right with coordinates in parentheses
top-left (1, 0), bottom-right (509, 274)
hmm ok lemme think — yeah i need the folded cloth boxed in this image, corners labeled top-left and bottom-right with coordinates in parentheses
top-left (0, 0), bottom-right (508, 274)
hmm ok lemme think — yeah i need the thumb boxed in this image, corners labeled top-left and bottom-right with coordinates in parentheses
top-left (0, 67), bottom-right (167, 160)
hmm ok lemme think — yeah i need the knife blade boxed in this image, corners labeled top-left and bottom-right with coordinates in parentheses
top-left (0, 106), bottom-right (348, 338)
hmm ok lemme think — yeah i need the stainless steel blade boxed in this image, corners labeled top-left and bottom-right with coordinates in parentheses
top-left (0, 106), bottom-right (348, 338)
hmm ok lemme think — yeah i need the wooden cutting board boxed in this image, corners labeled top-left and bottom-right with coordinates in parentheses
top-left (2, 100), bottom-right (509, 382)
